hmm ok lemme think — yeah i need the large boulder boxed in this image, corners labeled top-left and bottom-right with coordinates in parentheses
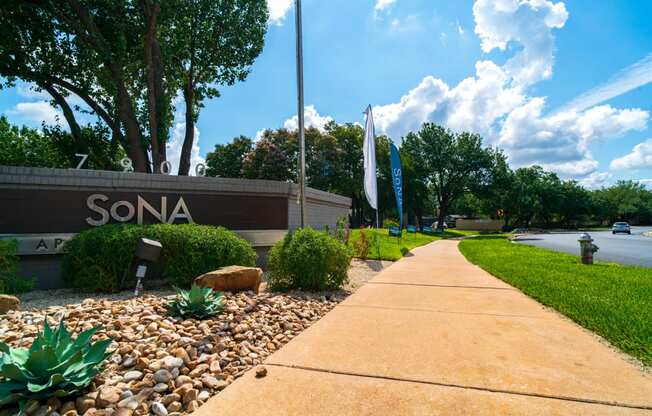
top-left (0, 294), bottom-right (20, 314)
top-left (195, 266), bottom-right (262, 294)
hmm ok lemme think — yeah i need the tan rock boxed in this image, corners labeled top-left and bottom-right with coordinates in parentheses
top-left (76, 397), bottom-right (95, 414)
top-left (96, 386), bottom-right (122, 408)
top-left (61, 401), bottom-right (77, 414)
top-left (185, 400), bottom-right (199, 412)
top-left (114, 409), bottom-right (133, 416)
top-left (188, 363), bottom-right (208, 378)
top-left (172, 347), bottom-right (190, 365)
top-left (182, 388), bottom-right (198, 405)
top-left (0, 294), bottom-right (20, 314)
top-left (194, 266), bottom-right (262, 294)
top-left (255, 365), bottom-right (267, 378)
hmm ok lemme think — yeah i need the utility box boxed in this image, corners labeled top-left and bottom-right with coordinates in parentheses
top-left (134, 238), bottom-right (162, 263)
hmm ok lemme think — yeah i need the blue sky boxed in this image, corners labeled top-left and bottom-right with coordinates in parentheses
top-left (2, 0), bottom-right (652, 187)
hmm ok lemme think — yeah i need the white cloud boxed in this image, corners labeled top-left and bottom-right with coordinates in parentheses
top-left (8, 101), bottom-right (64, 127)
top-left (267, 0), bottom-right (293, 25)
top-left (375, 0), bottom-right (397, 18)
top-left (473, 0), bottom-right (568, 86)
top-left (579, 171), bottom-right (612, 189)
top-left (255, 105), bottom-right (334, 142)
top-left (166, 122), bottom-right (206, 176)
top-left (559, 52), bottom-right (652, 112)
top-left (374, 0), bottom-right (567, 140)
top-left (456, 20), bottom-right (465, 36)
top-left (283, 105), bottom-right (334, 132)
top-left (610, 138), bottom-right (652, 170)
top-left (16, 82), bottom-right (50, 100)
top-left (373, 76), bottom-right (449, 140)
top-left (388, 15), bottom-right (422, 33)
top-left (16, 81), bottom-right (88, 108)
top-left (637, 178), bottom-right (652, 189)
top-left (498, 100), bottom-right (648, 174)
top-left (370, 0), bottom-right (651, 180)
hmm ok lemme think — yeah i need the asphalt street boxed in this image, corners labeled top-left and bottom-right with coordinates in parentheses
top-left (515, 226), bottom-right (652, 267)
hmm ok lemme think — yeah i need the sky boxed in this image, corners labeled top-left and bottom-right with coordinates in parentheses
top-left (2, 0), bottom-right (652, 188)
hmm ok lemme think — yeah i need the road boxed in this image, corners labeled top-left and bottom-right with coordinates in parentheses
top-left (515, 226), bottom-right (652, 267)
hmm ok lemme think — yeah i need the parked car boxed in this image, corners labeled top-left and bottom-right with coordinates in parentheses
top-left (431, 221), bottom-right (448, 229)
top-left (612, 222), bottom-right (631, 234)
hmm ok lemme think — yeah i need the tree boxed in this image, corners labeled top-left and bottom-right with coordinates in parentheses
top-left (0, 116), bottom-right (123, 170)
top-left (402, 124), bottom-right (497, 229)
top-left (169, 0), bottom-right (268, 175)
top-left (242, 138), bottom-right (293, 181)
top-left (0, 0), bottom-right (267, 174)
top-left (476, 152), bottom-right (514, 228)
top-left (593, 181), bottom-right (652, 224)
top-left (326, 123), bottom-right (365, 225)
top-left (557, 181), bottom-right (591, 227)
top-left (399, 149), bottom-right (432, 227)
top-left (0, 117), bottom-right (67, 168)
top-left (205, 136), bottom-right (253, 178)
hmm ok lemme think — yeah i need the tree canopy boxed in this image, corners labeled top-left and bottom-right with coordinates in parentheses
top-left (0, 0), bottom-right (268, 174)
top-left (205, 121), bottom-right (652, 229)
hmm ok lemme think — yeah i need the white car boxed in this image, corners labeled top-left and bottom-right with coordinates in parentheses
top-left (612, 222), bottom-right (631, 235)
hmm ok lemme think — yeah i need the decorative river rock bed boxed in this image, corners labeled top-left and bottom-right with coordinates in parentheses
top-left (0, 291), bottom-right (346, 416)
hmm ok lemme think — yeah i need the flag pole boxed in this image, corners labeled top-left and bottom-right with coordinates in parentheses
top-left (294, 0), bottom-right (306, 228)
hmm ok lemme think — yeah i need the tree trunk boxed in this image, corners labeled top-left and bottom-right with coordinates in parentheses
top-left (436, 200), bottom-right (447, 230)
top-left (178, 78), bottom-right (195, 176)
top-left (41, 83), bottom-right (82, 143)
top-left (116, 81), bottom-right (148, 172)
top-left (143, 0), bottom-right (161, 172)
top-left (62, 0), bottom-right (147, 172)
top-left (152, 34), bottom-right (167, 165)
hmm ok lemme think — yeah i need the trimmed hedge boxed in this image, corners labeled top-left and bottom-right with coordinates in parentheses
top-left (268, 228), bottom-right (352, 291)
top-left (62, 224), bottom-right (256, 292)
top-left (0, 238), bottom-right (34, 294)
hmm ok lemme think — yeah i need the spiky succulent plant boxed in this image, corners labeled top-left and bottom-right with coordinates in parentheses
top-left (168, 284), bottom-right (224, 319)
top-left (0, 320), bottom-right (112, 408)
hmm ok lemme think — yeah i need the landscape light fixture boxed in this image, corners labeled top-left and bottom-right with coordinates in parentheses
top-left (133, 237), bottom-right (162, 296)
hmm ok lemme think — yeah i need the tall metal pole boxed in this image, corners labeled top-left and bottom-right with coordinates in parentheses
top-left (294, 0), bottom-right (306, 228)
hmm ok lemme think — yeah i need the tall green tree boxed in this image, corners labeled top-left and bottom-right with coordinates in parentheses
top-left (241, 137), bottom-right (293, 181)
top-left (0, 0), bottom-right (267, 174)
top-left (402, 124), bottom-right (497, 229)
top-left (593, 181), bottom-right (652, 224)
top-left (0, 116), bottom-right (123, 170)
top-left (169, 0), bottom-right (267, 175)
top-left (205, 136), bottom-right (253, 178)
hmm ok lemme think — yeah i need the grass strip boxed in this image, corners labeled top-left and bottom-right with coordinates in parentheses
top-left (348, 228), bottom-right (475, 261)
top-left (459, 236), bottom-right (652, 366)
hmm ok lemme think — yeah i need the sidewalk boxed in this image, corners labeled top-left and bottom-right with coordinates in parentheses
top-left (194, 240), bottom-right (652, 415)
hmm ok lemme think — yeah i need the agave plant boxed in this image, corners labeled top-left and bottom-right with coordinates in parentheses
top-left (168, 284), bottom-right (223, 319)
top-left (0, 320), bottom-right (112, 409)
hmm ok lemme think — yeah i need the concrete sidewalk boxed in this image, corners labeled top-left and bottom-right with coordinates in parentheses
top-left (194, 240), bottom-right (652, 415)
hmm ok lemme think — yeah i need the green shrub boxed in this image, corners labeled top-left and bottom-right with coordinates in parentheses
top-left (268, 228), bottom-right (352, 291)
top-left (383, 218), bottom-right (399, 228)
top-left (168, 284), bottom-right (223, 319)
top-left (331, 216), bottom-right (350, 245)
top-left (0, 239), bottom-right (34, 295)
top-left (62, 224), bottom-right (256, 292)
top-left (353, 230), bottom-right (370, 259)
top-left (0, 320), bottom-right (112, 408)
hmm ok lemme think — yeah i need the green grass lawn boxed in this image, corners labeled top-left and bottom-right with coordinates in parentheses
top-left (349, 228), bottom-right (475, 261)
top-left (459, 236), bottom-right (652, 366)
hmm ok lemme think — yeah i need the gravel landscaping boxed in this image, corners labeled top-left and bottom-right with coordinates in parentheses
top-left (0, 260), bottom-right (390, 416)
